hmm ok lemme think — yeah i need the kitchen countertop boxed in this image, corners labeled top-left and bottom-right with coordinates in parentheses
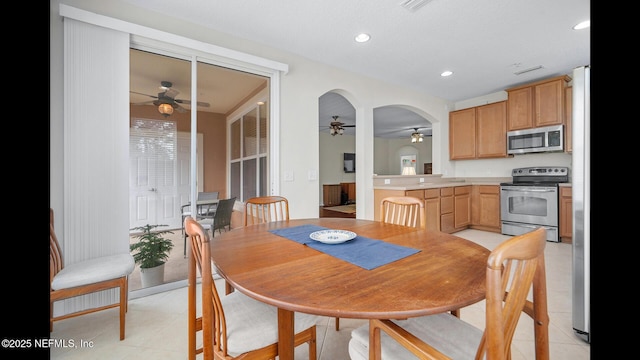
top-left (372, 176), bottom-right (511, 191)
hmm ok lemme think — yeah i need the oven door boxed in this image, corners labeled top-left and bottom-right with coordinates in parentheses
top-left (500, 185), bottom-right (558, 227)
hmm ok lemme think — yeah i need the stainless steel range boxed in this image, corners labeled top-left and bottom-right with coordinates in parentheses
top-left (500, 166), bottom-right (570, 242)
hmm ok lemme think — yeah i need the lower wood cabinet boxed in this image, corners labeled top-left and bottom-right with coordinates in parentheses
top-left (374, 184), bottom-right (494, 234)
top-left (471, 185), bottom-right (501, 233)
top-left (423, 188), bottom-right (441, 232)
top-left (559, 186), bottom-right (572, 242)
top-left (440, 187), bottom-right (455, 233)
top-left (453, 186), bottom-right (471, 230)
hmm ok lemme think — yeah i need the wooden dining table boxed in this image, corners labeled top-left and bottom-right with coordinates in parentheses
top-left (208, 218), bottom-right (490, 360)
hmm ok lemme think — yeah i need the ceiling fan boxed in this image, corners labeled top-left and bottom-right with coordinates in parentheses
top-left (131, 81), bottom-right (211, 117)
top-left (410, 128), bottom-right (426, 143)
top-left (321, 115), bottom-right (355, 136)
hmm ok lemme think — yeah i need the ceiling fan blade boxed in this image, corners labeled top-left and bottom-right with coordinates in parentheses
top-left (133, 100), bottom-right (156, 106)
top-left (342, 125), bottom-right (356, 128)
top-left (174, 103), bottom-right (187, 113)
top-left (164, 88), bottom-right (179, 99)
top-left (174, 99), bottom-right (211, 107)
top-left (130, 91), bottom-right (158, 99)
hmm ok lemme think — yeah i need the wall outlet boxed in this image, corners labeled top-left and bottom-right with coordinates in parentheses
top-left (384, 179), bottom-right (390, 184)
top-left (308, 170), bottom-right (317, 181)
top-left (419, 178), bottom-right (425, 183)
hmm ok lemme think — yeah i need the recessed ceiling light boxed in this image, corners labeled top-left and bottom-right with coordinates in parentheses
top-left (440, 70), bottom-right (453, 77)
top-left (355, 33), bottom-right (371, 43)
top-left (573, 20), bottom-right (590, 30)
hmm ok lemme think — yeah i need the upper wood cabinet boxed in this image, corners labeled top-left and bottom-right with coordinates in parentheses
top-left (449, 107), bottom-right (476, 160)
top-left (476, 101), bottom-right (507, 158)
top-left (449, 101), bottom-right (507, 160)
top-left (506, 75), bottom-right (570, 131)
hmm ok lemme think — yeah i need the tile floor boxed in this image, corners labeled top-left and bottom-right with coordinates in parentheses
top-left (50, 229), bottom-right (590, 359)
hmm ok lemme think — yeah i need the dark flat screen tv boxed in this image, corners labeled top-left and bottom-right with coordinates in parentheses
top-left (344, 153), bottom-right (355, 173)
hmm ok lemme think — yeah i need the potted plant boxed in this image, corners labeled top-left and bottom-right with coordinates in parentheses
top-left (130, 224), bottom-right (175, 288)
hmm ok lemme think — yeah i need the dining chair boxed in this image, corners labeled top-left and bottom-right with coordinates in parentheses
top-left (244, 195), bottom-right (290, 226)
top-left (379, 196), bottom-right (426, 229)
top-left (333, 195), bottom-right (427, 332)
top-left (185, 216), bottom-right (318, 360)
top-left (199, 197), bottom-right (236, 237)
top-left (50, 208), bottom-right (135, 341)
top-left (348, 227), bottom-right (549, 360)
top-left (182, 191), bottom-right (219, 256)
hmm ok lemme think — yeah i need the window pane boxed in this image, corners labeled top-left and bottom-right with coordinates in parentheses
top-left (259, 102), bottom-right (268, 154)
top-left (230, 120), bottom-right (241, 160)
top-left (243, 108), bottom-right (258, 157)
top-left (242, 158), bottom-right (257, 200)
top-left (259, 156), bottom-right (267, 196)
top-left (230, 162), bottom-right (241, 200)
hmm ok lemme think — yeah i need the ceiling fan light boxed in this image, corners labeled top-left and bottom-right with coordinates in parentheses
top-left (158, 103), bottom-right (174, 116)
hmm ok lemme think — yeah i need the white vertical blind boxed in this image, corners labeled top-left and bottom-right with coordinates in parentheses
top-left (61, 19), bottom-right (130, 315)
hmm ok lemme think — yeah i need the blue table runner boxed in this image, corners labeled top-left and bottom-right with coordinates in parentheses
top-left (269, 224), bottom-right (420, 270)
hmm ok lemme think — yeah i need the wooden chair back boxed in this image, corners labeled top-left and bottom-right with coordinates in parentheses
top-left (481, 227), bottom-right (549, 359)
top-left (379, 196), bottom-right (426, 229)
top-left (50, 208), bottom-right (133, 341)
top-left (185, 215), bottom-right (317, 360)
top-left (244, 196), bottom-right (290, 226)
top-left (185, 216), bottom-right (220, 359)
top-left (335, 196), bottom-right (425, 332)
top-left (365, 227), bottom-right (549, 360)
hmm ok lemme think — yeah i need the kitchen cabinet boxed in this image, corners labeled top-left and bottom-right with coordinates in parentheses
top-left (423, 189), bottom-right (441, 232)
top-left (441, 186), bottom-right (471, 233)
top-left (449, 108), bottom-right (476, 160)
top-left (477, 101), bottom-right (507, 158)
top-left (322, 184), bottom-right (342, 206)
top-left (453, 186), bottom-right (471, 230)
top-left (471, 185), bottom-right (501, 233)
top-left (506, 75), bottom-right (570, 131)
top-left (560, 186), bottom-right (572, 242)
top-left (440, 187), bottom-right (455, 233)
top-left (450, 101), bottom-right (507, 160)
top-left (565, 86), bottom-right (572, 153)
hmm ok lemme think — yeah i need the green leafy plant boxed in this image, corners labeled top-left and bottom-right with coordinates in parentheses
top-left (129, 224), bottom-right (175, 269)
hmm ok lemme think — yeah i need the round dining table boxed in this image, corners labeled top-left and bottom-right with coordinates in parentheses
top-left (208, 218), bottom-right (490, 360)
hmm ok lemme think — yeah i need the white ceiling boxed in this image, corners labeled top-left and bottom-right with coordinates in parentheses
top-left (126, 0), bottom-right (590, 138)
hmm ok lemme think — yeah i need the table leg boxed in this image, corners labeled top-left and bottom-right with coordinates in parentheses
top-left (277, 308), bottom-right (294, 360)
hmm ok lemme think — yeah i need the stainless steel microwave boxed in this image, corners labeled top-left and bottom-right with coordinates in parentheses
top-left (506, 125), bottom-right (563, 154)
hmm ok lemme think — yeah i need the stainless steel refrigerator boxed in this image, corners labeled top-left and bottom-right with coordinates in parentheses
top-left (572, 65), bottom-right (590, 343)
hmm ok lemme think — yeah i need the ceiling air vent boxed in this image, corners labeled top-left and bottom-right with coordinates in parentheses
top-left (514, 65), bottom-right (544, 76)
top-left (401, 0), bottom-right (435, 12)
